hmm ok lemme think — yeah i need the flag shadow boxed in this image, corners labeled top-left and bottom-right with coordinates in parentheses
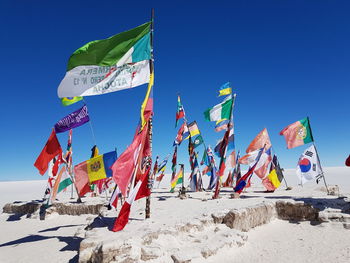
top-left (39, 224), bottom-right (84, 233)
top-left (0, 234), bottom-right (82, 252)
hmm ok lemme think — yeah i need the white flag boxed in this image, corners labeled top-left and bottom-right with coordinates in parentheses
top-left (296, 145), bottom-right (322, 184)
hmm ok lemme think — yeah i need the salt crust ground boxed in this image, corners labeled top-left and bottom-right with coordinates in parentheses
top-left (0, 167), bottom-right (349, 262)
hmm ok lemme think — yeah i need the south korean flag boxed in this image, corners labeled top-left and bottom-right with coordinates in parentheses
top-left (296, 145), bottom-right (323, 184)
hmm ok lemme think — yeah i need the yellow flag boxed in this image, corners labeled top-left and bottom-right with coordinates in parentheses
top-left (140, 73), bottom-right (154, 130)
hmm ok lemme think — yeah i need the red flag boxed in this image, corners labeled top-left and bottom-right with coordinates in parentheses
top-left (74, 161), bottom-right (91, 197)
top-left (246, 128), bottom-right (271, 153)
top-left (34, 129), bottom-right (62, 175)
top-left (346, 155), bottom-right (350, 167)
top-left (112, 170), bottom-right (150, 232)
top-left (111, 125), bottom-right (147, 197)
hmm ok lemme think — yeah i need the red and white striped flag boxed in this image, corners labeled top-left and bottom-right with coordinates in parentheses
top-left (112, 168), bottom-right (150, 232)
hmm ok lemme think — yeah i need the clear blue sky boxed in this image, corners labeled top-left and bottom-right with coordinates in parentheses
top-left (0, 0), bottom-right (349, 181)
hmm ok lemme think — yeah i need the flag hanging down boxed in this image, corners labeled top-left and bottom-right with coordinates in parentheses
top-left (34, 129), bottom-right (62, 175)
top-left (246, 128), bottom-right (272, 153)
top-left (254, 147), bottom-right (272, 179)
top-left (58, 22), bottom-right (151, 98)
top-left (112, 168), bottom-right (150, 232)
top-left (296, 145), bottom-right (322, 184)
top-left (218, 82), bottom-right (232, 97)
top-left (61, 96), bottom-right (83, 106)
top-left (280, 117), bottom-right (314, 149)
top-left (171, 146), bottom-right (178, 180)
top-left (204, 96), bottom-right (233, 122)
top-left (54, 105), bottom-right (90, 133)
top-left (57, 168), bottom-right (73, 193)
top-left (175, 95), bottom-right (186, 127)
top-left (157, 155), bottom-right (170, 174)
top-left (170, 166), bottom-right (183, 192)
top-left (111, 123), bottom-right (148, 197)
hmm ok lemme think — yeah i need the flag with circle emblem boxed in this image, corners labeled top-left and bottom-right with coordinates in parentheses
top-left (296, 145), bottom-right (322, 184)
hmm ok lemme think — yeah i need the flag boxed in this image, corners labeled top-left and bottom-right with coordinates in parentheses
top-left (239, 148), bottom-right (261, 165)
top-left (54, 105), bottom-right (90, 133)
top-left (111, 124), bottom-right (147, 196)
top-left (267, 155), bottom-right (284, 189)
top-left (254, 147), bottom-right (272, 179)
top-left (171, 146), bottom-right (177, 180)
top-left (224, 150), bottom-right (236, 178)
top-left (61, 97), bottom-right (83, 106)
top-left (74, 161), bottom-right (91, 196)
top-left (78, 151), bottom-right (118, 183)
top-left (234, 148), bottom-right (264, 194)
top-left (34, 129), bottom-right (62, 175)
top-left (109, 186), bottom-right (121, 209)
top-left (175, 95), bottom-right (185, 127)
top-left (173, 122), bottom-right (186, 146)
top-left (57, 169), bottom-right (73, 193)
top-left (152, 156), bottom-right (159, 176)
top-left (346, 155), bottom-right (350, 167)
top-left (214, 127), bottom-right (231, 158)
top-left (193, 135), bottom-right (204, 148)
top-left (170, 166), bottom-right (183, 192)
top-left (51, 166), bottom-right (66, 202)
top-left (201, 149), bottom-right (208, 166)
top-left (215, 119), bottom-right (230, 132)
top-left (112, 168), bottom-right (150, 232)
top-left (296, 145), bottom-right (322, 184)
top-left (207, 146), bottom-right (217, 190)
top-left (90, 145), bottom-right (99, 158)
top-left (280, 117), bottom-right (314, 149)
top-left (246, 128), bottom-right (272, 153)
top-left (218, 82), bottom-right (232, 97)
top-left (185, 121), bottom-right (200, 140)
top-left (157, 155), bottom-right (169, 174)
top-left (58, 22), bottom-right (151, 98)
top-left (204, 96), bottom-right (233, 122)
top-left (140, 73), bottom-right (154, 130)
top-left (182, 123), bottom-right (190, 140)
top-left (233, 154), bottom-right (242, 183)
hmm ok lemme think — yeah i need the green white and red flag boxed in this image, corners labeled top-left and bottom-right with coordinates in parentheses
top-left (280, 117), bottom-right (314, 149)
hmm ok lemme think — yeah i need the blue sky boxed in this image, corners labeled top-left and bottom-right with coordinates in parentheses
top-left (0, 0), bottom-right (349, 181)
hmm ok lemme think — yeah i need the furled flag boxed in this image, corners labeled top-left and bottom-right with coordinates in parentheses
top-left (54, 105), bottom-right (90, 133)
top-left (173, 122), bottom-right (186, 146)
top-left (170, 166), bottom-right (184, 192)
top-left (246, 128), bottom-right (272, 153)
top-left (152, 156), bottom-right (159, 177)
top-left (207, 146), bottom-right (218, 190)
top-left (111, 123), bottom-right (148, 197)
top-left (204, 95), bottom-right (233, 122)
top-left (185, 121), bottom-right (200, 140)
top-left (175, 95), bottom-right (186, 127)
top-left (61, 97), bottom-right (83, 106)
top-left (112, 168), bottom-right (151, 232)
top-left (140, 72), bottom-right (154, 130)
top-left (280, 117), bottom-right (314, 149)
top-left (296, 145), bottom-right (322, 185)
top-left (75, 151), bottom-right (118, 183)
top-left (171, 146), bottom-right (177, 180)
top-left (34, 129), bottom-right (62, 175)
top-left (218, 82), bottom-right (232, 97)
top-left (58, 22), bottom-right (151, 98)
top-left (214, 127), bottom-right (233, 158)
top-left (157, 155), bottom-right (170, 174)
top-left (233, 151), bottom-right (242, 183)
top-left (234, 148), bottom-right (264, 194)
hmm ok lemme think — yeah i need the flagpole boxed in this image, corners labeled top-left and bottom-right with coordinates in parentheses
top-left (82, 99), bottom-right (97, 146)
top-left (145, 8), bottom-right (154, 219)
top-left (307, 117), bottom-right (330, 194)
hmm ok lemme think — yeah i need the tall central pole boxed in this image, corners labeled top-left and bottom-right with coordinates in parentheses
top-left (145, 8), bottom-right (154, 219)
